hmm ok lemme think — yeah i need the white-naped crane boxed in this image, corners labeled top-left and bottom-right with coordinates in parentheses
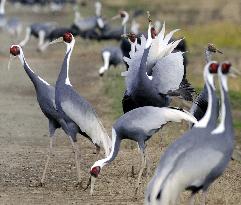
top-left (72, 1), bottom-right (105, 39)
top-left (190, 43), bottom-right (222, 124)
top-left (50, 32), bottom-right (112, 180)
top-left (87, 106), bottom-right (197, 196)
top-left (98, 10), bottom-right (129, 41)
top-left (8, 44), bottom-right (90, 187)
top-left (145, 61), bottom-right (235, 205)
top-left (19, 22), bottom-right (57, 51)
top-left (122, 22), bottom-right (194, 113)
top-left (98, 46), bottom-right (123, 76)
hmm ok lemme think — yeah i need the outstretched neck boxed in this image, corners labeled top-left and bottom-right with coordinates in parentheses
top-left (18, 51), bottom-right (49, 89)
top-left (57, 43), bottom-right (74, 87)
top-left (205, 49), bottom-right (212, 63)
top-left (0, 0), bottom-right (6, 15)
top-left (194, 74), bottom-right (215, 128)
top-left (212, 75), bottom-right (233, 135)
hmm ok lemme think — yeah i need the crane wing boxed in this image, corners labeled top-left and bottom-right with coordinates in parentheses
top-left (123, 35), bottom-right (147, 94)
top-left (151, 52), bottom-right (184, 94)
top-left (60, 91), bottom-right (111, 156)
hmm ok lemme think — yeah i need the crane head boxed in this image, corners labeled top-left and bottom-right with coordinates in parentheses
top-left (90, 166), bottom-right (101, 178)
top-left (207, 43), bottom-right (223, 54)
top-left (8, 45), bottom-right (21, 70)
top-left (221, 62), bottom-right (231, 74)
top-left (50, 32), bottom-right (74, 45)
top-left (209, 62), bottom-right (219, 74)
top-left (10, 45), bottom-right (20, 56)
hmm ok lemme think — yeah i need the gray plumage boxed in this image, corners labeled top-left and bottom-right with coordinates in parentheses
top-left (89, 106), bottom-right (197, 195)
top-left (99, 46), bottom-right (123, 76)
top-left (9, 45), bottom-right (84, 185)
top-left (146, 61), bottom-right (234, 205)
top-left (54, 33), bottom-right (111, 160)
top-left (122, 31), bottom-right (194, 113)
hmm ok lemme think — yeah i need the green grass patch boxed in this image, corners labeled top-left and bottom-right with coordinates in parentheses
top-left (103, 68), bottom-right (126, 120)
top-left (181, 22), bottom-right (241, 49)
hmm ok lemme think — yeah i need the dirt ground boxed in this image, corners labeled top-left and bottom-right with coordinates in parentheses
top-left (0, 2), bottom-right (240, 205)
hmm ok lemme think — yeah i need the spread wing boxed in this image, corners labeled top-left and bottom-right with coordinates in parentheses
top-left (151, 52), bottom-right (184, 94)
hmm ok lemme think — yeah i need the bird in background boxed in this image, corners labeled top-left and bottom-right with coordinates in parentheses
top-left (8, 44), bottom-right (86, 187)
top-left (146, 61), bottom-right (235, 205)
top-left (50, 32), bottom-right (112, 183)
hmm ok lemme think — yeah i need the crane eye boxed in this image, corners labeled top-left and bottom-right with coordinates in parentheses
top-left (151, 27), bottom-right (157, 39)
top-left (63, 32), bottom-right (73, 43)
top-left (10, 46), bottom-right (20, 56)
top-left (209, 63), bottom-right (219, 73)
top-left (221, 62), bottom-right (231, 74)
top-left (90, 166), bottom-right (101, 178)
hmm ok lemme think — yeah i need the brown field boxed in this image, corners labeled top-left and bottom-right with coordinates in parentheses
top-left (0, 1), bottom-right (240, 204)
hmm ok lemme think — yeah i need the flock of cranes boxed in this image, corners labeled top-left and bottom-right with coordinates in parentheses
top-left (3, 0), bottom-right (240, 204)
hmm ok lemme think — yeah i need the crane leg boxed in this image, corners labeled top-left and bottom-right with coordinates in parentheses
top-left (40, 135), bottom-right (55, 186)
top-left (189, 192), bottom-right (195, 205)
top-left (68, 136), bottom-right (82, 186)
top-left (134, 149), bottom-right (146, 195)
top-left (201, 190), bottom-right (207, 205)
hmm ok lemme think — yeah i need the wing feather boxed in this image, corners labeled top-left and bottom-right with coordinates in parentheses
top-left (61, 97), bottom-right (111, 156)
top-left (151, 52), bottom-right (184, 94)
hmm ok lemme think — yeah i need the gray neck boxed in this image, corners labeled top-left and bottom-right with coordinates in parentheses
top-left (205, 49), bottom-right (212, 63)
top-left (56, 47), bottom-right (72, 87)
top-left (212, 75), bottom-right (233, 136)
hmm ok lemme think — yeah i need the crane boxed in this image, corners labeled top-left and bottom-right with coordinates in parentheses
top-left (146, 61), bottom-right (234, 205)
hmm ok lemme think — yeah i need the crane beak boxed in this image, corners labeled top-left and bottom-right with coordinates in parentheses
top-left (111, 14), bottom-right (120, 20)
top-left (49, 37), bottom-right (63, 45)
top-left (8, 55), bottom-right (15, 70)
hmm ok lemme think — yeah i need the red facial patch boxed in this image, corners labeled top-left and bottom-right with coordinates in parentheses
top-left (209, 63), bottom-right (219, 74)
top-left (120, 11), bottom-right (126, 18)
top-left (90, 166), bottom-right (101, 178)
top-left (10, 46), bottom-right (20, 56)
top-left (128, 33), bottom-right (136, 43)
top-left (221, 62), bottom-right (231, 74)
top-left (63, 32), bottom-right (73, 43)
top-left (151, 27), bottom-right (157, 39)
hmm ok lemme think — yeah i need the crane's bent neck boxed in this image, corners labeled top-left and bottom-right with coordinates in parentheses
top-left (91, 128), bottom-right (120, 170)
top-left (0, 0), bottom-right (6, 15)
top-left (18, 50), bottom-right (49, 89)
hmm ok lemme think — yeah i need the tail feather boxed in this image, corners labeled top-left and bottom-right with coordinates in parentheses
top-left (167, 78), bottom-right (195, 101)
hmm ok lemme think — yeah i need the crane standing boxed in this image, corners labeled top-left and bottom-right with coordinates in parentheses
top-left (146, 61), bottom-right (234, 205)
